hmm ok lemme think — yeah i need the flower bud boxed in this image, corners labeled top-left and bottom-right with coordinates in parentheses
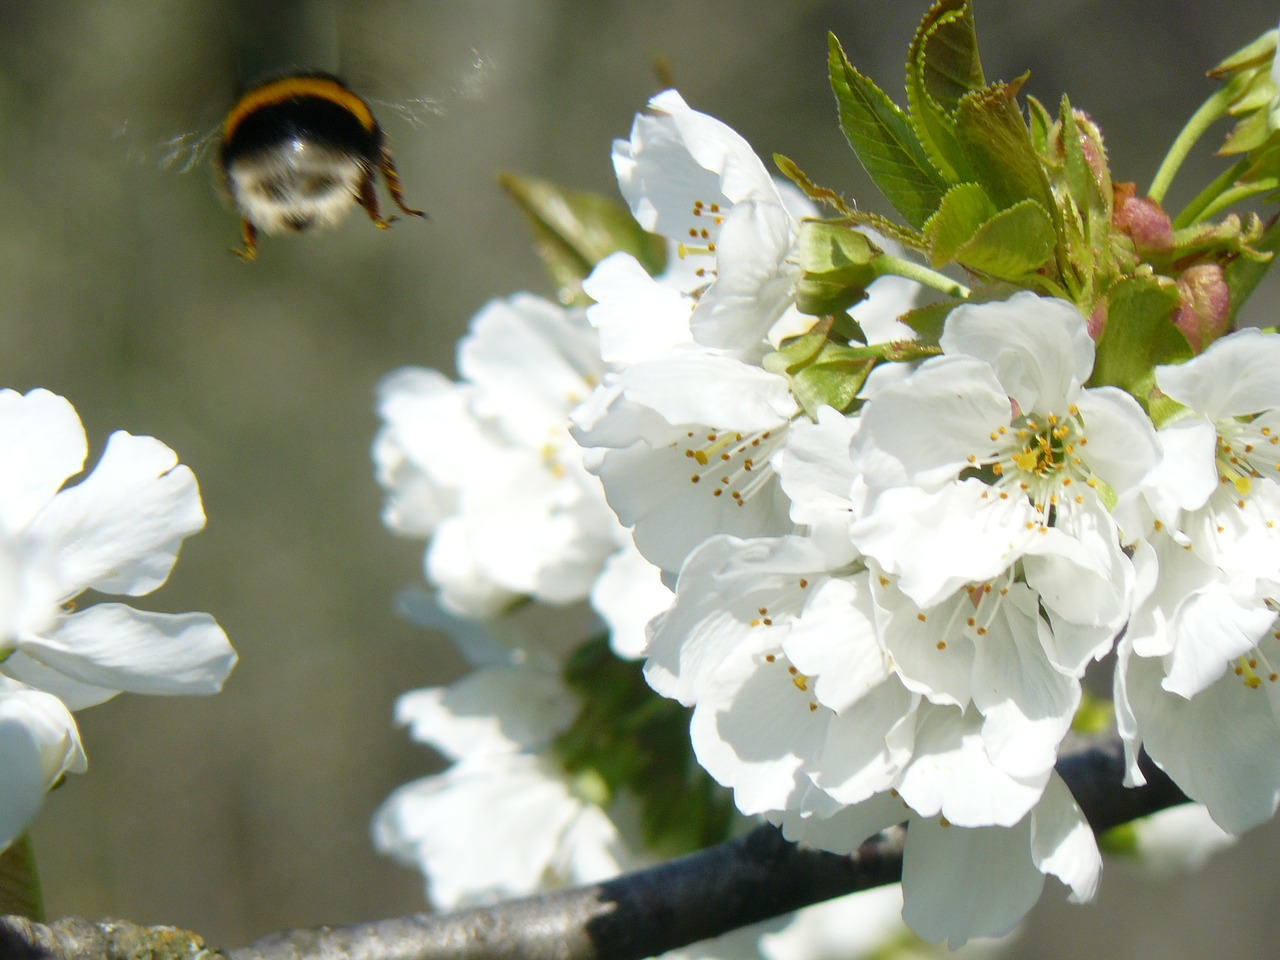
top-left (1173, 262), bottom-right (1231, 352)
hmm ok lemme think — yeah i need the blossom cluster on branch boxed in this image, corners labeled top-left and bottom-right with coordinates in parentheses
top-left (370, 0), bottom-right (1280, 951)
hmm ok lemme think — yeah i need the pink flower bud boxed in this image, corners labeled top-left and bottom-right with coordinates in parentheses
top-left (1173, 263), bottom-right (1231, 352)
top-left (1113, 183), bottom-right (1174, 253)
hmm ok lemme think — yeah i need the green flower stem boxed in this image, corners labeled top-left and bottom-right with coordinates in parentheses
top-left (0, 832), bottom-right (45, 921)
top-left (874, 254), bottom-right (971, 299)
top-left (1190, 177), bottom-right (1280, 224)
top-left (1172, 158), bottom-right (1251, 228)
top-left (1148, 82), bottom-right (1239, 204)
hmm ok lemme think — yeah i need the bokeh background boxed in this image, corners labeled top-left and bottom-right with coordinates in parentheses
top-left (3, 0), bottom-right (1280, 955)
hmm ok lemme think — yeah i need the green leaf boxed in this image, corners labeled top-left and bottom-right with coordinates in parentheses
top-left (905, 0), bottom-right (985, 182)
top-left (924, 181), bottom-right (996, 265)
top-left (828, 33), bottom-right (948, 229)
top-left (955, 199), bottom-right (1056, 280)
top-left (953, 77), bottom-right (1055, 212)
top-left (499, 171), bottom-right (667, 306)
top-left (1090, 275), bottom-right (1191, 399)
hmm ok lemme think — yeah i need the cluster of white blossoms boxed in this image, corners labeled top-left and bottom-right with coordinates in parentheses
top-left (374, 85), bottom-right (1269, 950)
top-left (0, 388), bottom-right (235, 852)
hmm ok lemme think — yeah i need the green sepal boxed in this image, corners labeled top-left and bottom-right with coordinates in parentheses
top-left (499, 171), bottom-right (667, 306)
top-left (898, 299), bottom-right (959, 343)
top-left (795, 220), bottom-right (882, 314)
top-left (905, 0), bottom-right (985, 182)
top-left (1026, 95), bottom-right (1055, 157)
top-left (1057, 96), bottom-right (1112, 220)
top-left (1090, 274), bottom-right (1191, 401)
top-left (774, 153), bottom-right (927, 251)
top-left (828, 33), bottom-right (948, 230)
top-left (789, 349), bottom-right (876, 417)
top-left (1209, 28), bottom-right (1278, 78)
top-left (1223, 211), bottom-right (1280, 330)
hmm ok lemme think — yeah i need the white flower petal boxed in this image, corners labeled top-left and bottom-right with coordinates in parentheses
top-left (771, 791), bottom-right (905, 855)
top-left (851, 356), bottom-right (1010, 494)
top-left (394, 666), bottom-right (578, 760)
top-left (971, 585), bottom-right (1079, 779)
top-left (1156, 326), bottom-right (1280, 419)
top-left (783, 574), bottom-right (888, 713)
top-left (584, 253), bottom-right (694, 364)
top-left (897, 706), bottom-right (1048, 828)
top-left (589, 542), bottom-right (673, 660)
top-left (850, 480), bottom-right (1038, 609)
top-left (1029, 773), bottom-right (1101, 903)
top-left (0, 686), bottom-right (85, 851)
top-left (1123, 649), bottom-right (1280, 833)
top-left (29, 432), bottom-right (204, 598)
top-left (23, 604), bottom-right (235, 696)
top-left (691, 201), bottom-right (801, 354)
top-left (0, 389), bottom-right (87, 535)
top-left (940, 292), bottom-right (1093, 415)
top-left (901, 815), bottom-right (1044, 947)
top-left (1073, 386), bottom-right (1161, 495)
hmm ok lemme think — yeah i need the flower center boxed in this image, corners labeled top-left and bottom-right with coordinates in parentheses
top-left (682, 426), bottom-right (787, 508)
top-left (677, 198), bottom-right (724, 281)
top-left (1215, 419), bottom-right (1280, 497)
top-left (984, 406), bottom-right (1096, 515)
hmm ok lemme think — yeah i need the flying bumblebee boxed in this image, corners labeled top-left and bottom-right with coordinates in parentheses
top-left (217, 70), bottom-right (425, 261)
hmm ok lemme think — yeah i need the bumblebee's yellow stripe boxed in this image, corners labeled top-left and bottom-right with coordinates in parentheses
top-left (223, 75), bottom-right (376, 141)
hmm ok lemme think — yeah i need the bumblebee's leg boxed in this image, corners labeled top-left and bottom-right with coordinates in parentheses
top-left (234, 219), bottom-right (259, 261)
top-left (358, 173), bottom-right (394, 229)
top-left (380, 147), bottom-right (425, 218)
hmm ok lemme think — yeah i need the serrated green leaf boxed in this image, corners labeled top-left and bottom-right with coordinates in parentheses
top-left (1090, 275), bottom-right (1191, 398)
top-left (953, 78), bottom-right (1055, 212)
top-left (905, 0), bottom-right (984, 182)
top-left (954, 199), bottom-right (1055, 280)
top-left (828, 33), bottom-right (947, 229)
top-left (924, 181), bottom-right (996, 265)
top-left (499, 171), bottom-right (667, 305)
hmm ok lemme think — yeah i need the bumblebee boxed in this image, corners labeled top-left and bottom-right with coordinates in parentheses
top-left (217, 71), bottom-right (424, 260)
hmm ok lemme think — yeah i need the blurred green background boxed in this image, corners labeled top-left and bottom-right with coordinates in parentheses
top-left (4, 0), bottom-right (1280, 955)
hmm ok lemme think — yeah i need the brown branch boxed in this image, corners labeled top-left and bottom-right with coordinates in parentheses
top-left (0, 738), bottom-right (1188, 960)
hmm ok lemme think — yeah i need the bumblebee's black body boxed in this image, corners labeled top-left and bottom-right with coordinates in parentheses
top-left (217, 72), bottom-right (422, 260)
